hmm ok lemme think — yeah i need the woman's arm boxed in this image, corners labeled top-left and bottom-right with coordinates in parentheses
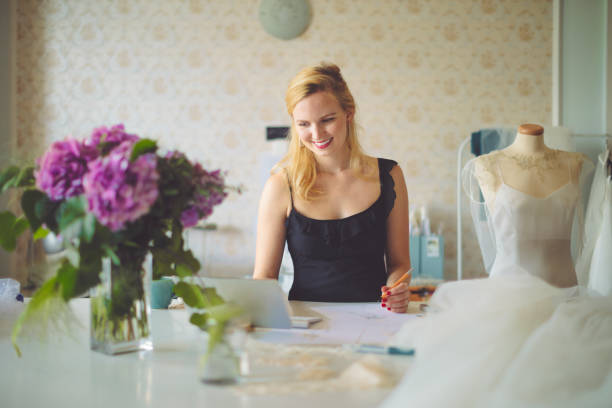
top-left (253, 172), bottom-right (291, 280)
top-left (383, 165), bottom-right (412, 312)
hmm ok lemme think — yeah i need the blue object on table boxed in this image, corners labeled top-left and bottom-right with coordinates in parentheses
top-left (419, 235), bottom-right (445, 279)
top-left (151, 277), bottom-right (174, 309)
top-left (348, 344), bottom-right (415, 356)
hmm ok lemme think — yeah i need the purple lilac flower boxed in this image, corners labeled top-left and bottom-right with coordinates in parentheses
top-left (84, 141), bottom-right (159, 231)
top-left (87, 124), bottom-right (139, 151)
top-left (180, 207), bottom-right (200, 228)
top-left (180, 163), bottom-right (227, 228)
top-left (35, 137), bottom-right (98, 201)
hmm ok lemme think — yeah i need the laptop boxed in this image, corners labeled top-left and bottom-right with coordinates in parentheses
top-left (200, 277), bottom-right (321, 329)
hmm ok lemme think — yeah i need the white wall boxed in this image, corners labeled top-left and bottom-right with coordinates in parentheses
top-left (561, 0), bottom-right (607, 134)
top-left (14, 0), bottom-right (554, 281)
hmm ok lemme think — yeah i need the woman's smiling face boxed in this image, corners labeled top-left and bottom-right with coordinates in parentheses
top-left (292, 91), bottom-right (353, 158)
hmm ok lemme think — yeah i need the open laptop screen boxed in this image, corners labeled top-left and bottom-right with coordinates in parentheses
top-left (200, 277), bottom-right (293, 328)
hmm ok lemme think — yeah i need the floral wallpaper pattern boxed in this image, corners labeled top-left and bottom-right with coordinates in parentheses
top-left (14, 0), bottom-right (552, 281)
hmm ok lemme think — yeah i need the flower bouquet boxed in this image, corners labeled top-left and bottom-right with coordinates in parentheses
top-left (0, 124), bottom-right (238, 356)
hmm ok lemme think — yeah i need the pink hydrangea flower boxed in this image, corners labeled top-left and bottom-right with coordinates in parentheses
top-left (35, 137), bottom-right (98, 201)
top-left (84, 141), bottom-right (159, 231)
top-left (87, 123), bottom-right (139, 151)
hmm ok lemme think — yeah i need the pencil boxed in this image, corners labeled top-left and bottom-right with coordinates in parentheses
top-left (381, 270), bottom-right (413, 304)
top-left (382, 269), bottom-right (412, 294)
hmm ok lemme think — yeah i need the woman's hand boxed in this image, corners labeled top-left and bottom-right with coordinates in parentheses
top-left (381, 283), bottom-right (410, 313)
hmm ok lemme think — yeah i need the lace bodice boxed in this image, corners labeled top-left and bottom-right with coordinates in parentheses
top-left (473, 150), bottom-right (587, 209)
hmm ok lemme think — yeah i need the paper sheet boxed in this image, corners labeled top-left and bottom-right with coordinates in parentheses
top-left (252, 302), bottom-right (420, 345)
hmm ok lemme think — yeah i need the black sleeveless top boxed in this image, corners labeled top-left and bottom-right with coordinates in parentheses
top-left (286, 158), bottom-right (398, 302)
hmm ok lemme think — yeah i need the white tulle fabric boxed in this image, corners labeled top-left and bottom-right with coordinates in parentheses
top-left (576, 149), bottom-right (612, 295)
top-left (382, 274), bottom-right (612, 408)
top-left (462, 157), bottom-right (594, 287)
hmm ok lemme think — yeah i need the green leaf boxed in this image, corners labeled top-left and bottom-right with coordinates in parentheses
top-left (13, 217), bottom-right (29, 237)
top-left (31, 192), bottom-right (61, 232)
top-left (176, 249), bottom-right (200, 274)
top-left (205, 302), bottom-right (243, 324)
top-left (0, 212), bottom-right (30, 251)
top-left (32, 226), bottom-right (50, 240)
top-left (173, 281), bottom-right (207, 309)
top-left (130, 139), bottom-right (157, 162)
top-left (64, 244), bottom-right (80, 267)
top-left (170, 222), bottom-right (184, 251)
top-left (15, 166), bottom-right (35, 188)
top-left (55, 258), bottom-right (78, 301)
top-left (175, 264), bottom-right (193, 278)
top-left (150, 245), bottom-right (200, 280)
top-left (20, 189), bottom-right (46, 232)
top-left (201, 287), bottom-right (225, 307)
top-left (12, 276), bottom-right (62, 357)
top-left (81, 213), bottom-right (96, 243)
top-left (151, 246), bottom-right (176, 279)
top-left (57, 196), bottom-right (87, 231)
top-left (71, 238), bottom-right (103, 296)
top-left (205, 322), bottom-right (225, 355)
top-left (189, 312), bottom-right (208, 330)
top-left (0, 166), bottom-right (19, 192)
top-left (102, 244), bottom-right (120, 266)
top-left (0, 212), bottom-right (18, 250)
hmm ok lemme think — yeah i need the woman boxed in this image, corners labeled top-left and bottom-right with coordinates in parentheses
top-left (253, 63), bottom-right (411, 313)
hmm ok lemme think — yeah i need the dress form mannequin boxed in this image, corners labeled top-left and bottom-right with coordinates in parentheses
top-left (474, 124), bottom-right (584, 210)
top-left (466, 124), bottom-right (591, 287)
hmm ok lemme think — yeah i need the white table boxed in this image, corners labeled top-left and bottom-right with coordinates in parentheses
top-left (0, 299), bottom-right (418, 408)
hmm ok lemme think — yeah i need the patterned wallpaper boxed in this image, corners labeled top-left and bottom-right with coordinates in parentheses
top-left (14, 0), bottom-right (552, 281)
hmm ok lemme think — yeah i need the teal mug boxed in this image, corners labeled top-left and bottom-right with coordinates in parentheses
top-left (151, 277), bottom-right (174, 309)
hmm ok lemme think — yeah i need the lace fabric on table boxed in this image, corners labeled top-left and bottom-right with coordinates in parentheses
top-left (461, 152), bottom-right (594, 284)
top-left (235, 340), bottom-right (404, 395)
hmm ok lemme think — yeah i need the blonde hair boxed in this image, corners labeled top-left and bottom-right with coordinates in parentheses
top-left (276, 62), bottom-right (370, 201)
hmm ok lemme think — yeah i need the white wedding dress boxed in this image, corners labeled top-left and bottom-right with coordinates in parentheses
top-left (488, 165), bottom-right (580, 287)
top-left (382, 275), bottom-right (612, 408)
top-left (577, 149), bottom-right (612, 295)
top-left (461, 154), bottom-right (593, 285)
top-left (381, 156), bottom-right (612, 407)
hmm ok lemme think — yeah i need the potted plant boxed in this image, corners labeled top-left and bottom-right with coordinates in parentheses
top-left (0, 124), bottom-right (238, 356)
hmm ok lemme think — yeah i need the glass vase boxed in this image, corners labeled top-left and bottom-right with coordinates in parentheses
top-left (199, 321), bottom-right (248, 384)
top-left (90, 253), bottom-right (153, 355)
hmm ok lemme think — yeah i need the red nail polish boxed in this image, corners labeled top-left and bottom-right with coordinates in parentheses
top-left (387, 307), bottom-right (391, 311)
top-left (386, 291), bottom-right (391, 296)
top-left (381, 303), bottom-right (386, 307)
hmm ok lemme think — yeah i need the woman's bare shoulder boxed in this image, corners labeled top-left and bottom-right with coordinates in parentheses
top-left (263, 170), bottom-right (290, 198)
top-left (360, 155), bottom-right (381, 178)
